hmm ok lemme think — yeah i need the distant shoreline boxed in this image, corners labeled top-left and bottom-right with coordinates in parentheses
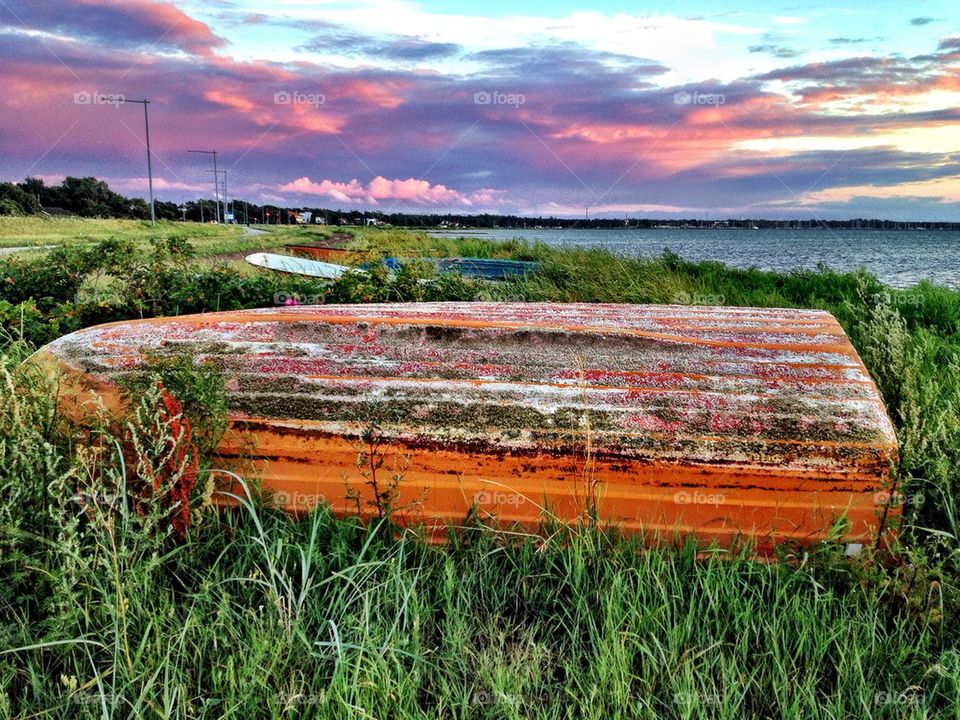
top-left (425, 223), bottom-right (960, 232)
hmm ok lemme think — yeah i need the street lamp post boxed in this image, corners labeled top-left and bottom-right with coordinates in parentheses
top-left (187, 149), bottom-right (220, 224)
top-left (120, 98), bottom-right (155, 224)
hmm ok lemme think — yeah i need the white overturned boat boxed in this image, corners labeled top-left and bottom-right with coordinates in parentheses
top-left (245, 252), bottom-right (358, 280)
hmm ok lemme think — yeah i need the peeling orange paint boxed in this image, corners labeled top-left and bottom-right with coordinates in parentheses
top-left (35, 302), bottom-right (899, 552)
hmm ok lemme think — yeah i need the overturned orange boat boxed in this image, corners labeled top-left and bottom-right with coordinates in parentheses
top-left (37, 302), bottom-right (898, 552)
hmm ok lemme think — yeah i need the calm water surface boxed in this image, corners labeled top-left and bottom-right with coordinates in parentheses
top-left (429, 228), bottom-right (960, 289)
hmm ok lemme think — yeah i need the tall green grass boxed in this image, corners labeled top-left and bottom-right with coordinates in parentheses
top-left (1, 408), bottom-right (957, 718)
top-left (1, 228), bottom-right (960, 717)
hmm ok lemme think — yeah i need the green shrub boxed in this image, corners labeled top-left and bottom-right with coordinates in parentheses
top-left (323, 261), bottom-right (477, 304)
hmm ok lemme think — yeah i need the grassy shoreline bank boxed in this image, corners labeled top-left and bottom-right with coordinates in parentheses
top-left (1, 222), bottom-right (958, 717)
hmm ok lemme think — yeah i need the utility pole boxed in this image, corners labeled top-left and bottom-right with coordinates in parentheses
top-left (206, 169), bottom-right (227, 222)
top-left (119, 98), bottom-right (155, 224)
top-left (188, 149), bottom-right (220, 223)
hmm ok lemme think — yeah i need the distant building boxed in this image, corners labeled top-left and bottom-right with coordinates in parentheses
top-left (41, 206), bottom-right (74, 217)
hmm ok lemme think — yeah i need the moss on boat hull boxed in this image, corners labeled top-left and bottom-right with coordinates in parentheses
top-left (36, 302), bottom-right (899, 552)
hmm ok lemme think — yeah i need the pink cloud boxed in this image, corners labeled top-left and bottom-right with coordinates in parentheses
top-left (108, 176), bottom-right (206, 194)
top-left (337, 79), bottom-right (411, 109)
top-left (280, 176), bottom-right (501, 207)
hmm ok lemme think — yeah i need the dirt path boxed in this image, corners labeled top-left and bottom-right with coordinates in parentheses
top-left (0, 244), bottom-right (56, 255)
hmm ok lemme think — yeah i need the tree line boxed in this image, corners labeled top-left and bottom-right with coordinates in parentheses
top-left (0, 176), bottom-right (182, 220)
top-left (1, 176), bottom-right (957, 229)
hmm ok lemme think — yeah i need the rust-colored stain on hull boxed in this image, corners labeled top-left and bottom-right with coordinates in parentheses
top-left (37, 302), bottom-right (898, 551)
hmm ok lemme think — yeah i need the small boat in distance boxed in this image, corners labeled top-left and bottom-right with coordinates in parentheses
top-left (245, 252), bottom-right (356, 280)
top-left (383, 256), bottom-right (542, 281)
top-left (437, 257), bottom-right (541, 280)
top-left (276, 240), bottom-right (543, 282)
top-left (286, 244), bottom-right (368, 264)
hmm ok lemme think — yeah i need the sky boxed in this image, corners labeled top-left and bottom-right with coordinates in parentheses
top-left (0, 0), bottom-right (958, 219)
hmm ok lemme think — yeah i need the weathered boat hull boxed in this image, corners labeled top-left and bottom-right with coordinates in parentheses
top-left (36, 303), bottom-right (898, 552)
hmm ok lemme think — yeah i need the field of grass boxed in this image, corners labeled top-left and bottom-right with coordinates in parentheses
top-left (0, 217), bottom-right (304, 259)
top-left (0, 217), bottom-right (234, 248)
top-left (1, 221), bottom-right (958, 718)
